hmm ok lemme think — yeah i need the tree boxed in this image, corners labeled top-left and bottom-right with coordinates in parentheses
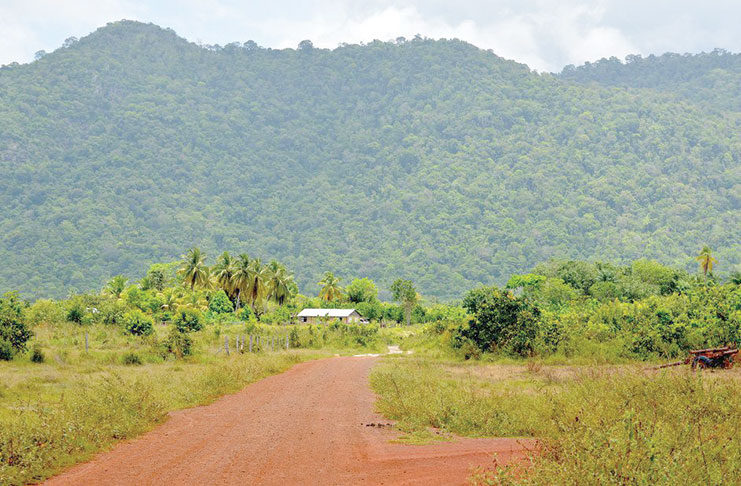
top-left (267, 260), bottom-right (295, 306)
top-left (460, 286), bottom-right (540, 356)
top-left (178, 247), bottom-right (210, 290)
top-left (213, 251), bottom-right (237, 299)
top-left (696, 245), bottom-right (718, 282)
top-left (245, 258), bottom-right (269, 316)
top-left (232, 253), bottom-right (252, 309)
top-left (729, 270), bottom-right (741, 285)
top-left (318, 272), bottom-right (343, 302)
top-left (208, 289), bottom-right (234, 314)
top-left (390, 279), bottom-right (419, 326)
top-left (346, 278), bottom-right (378, 303)
top-left (104, 275), bottom-right (128, 299)
top-left (0, 292), bottom-right (32, 359)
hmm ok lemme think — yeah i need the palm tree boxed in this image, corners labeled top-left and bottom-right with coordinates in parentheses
top-left (104, 275), bottom-right (128, 299)
top-left (695, 245), bottom-right (717, 282)
top-left (267, 260), bottom-right (296, 306)
top-left (245, 258), bottom-right (269, 315)
top-left (158, 287), bottom-right (180, 313)
top-left (213, 251), bottom-right (237, 299)
top-left (178, 247), bottom-right (210, 290)
top-left (232, 253), bottom-right (252, 309)
top-left (729, 270), bottom-right (741, 285)
top-left (318, 272), bottom-right (343, 302)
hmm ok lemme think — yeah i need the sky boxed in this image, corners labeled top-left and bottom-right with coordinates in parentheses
top-left (2, 0), bottom-right (740, 72)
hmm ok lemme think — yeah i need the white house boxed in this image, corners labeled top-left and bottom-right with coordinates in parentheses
top-left (296, 308), bottom-right (365, 324)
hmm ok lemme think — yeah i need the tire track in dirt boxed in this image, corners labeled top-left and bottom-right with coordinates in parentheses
top-left (42, 357), bottom-right (534, 485)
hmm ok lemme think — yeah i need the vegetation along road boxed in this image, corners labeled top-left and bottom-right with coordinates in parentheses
top-left (42, 356), bottom-right (533, 485)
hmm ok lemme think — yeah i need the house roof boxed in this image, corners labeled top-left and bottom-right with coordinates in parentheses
top-left (297, 308), bottom-right (358, 318)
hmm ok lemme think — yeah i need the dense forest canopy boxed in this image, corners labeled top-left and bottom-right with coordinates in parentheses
top-left (0, 21), bottom-right (739, 299)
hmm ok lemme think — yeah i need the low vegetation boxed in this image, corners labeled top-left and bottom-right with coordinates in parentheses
top-left (371, 357), bottom-right (741, 484)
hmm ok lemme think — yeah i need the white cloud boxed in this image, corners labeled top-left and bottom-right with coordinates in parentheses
top-left (0, 0), bottom-right (739, 71)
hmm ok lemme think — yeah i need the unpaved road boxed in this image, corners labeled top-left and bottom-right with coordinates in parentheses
top-left (43, 357), bottom-right (534, 485)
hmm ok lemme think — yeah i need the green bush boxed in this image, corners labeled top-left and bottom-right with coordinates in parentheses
top-left (0, 292), bottom-right (32, 353)
top-left (30, 344), bottom-right (45, 363)
top-left (174, 308), bottom-right (203, 332)
top-left (208, 290), bottom-right (233, 314)
top-left (121, 352), bottom-right (142, 365)
top-left (0, 338), bottom-right (14, 361)
top-left (458, 286), bottom-right (540, 356)
top-left (162, 327), bottom-right (193, 358)
top-left (124, 310), bottom-right (154, 336)
top-left (66, 304), bottom-right (84, 324)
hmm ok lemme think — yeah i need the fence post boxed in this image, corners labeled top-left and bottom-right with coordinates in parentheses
top-left (224, 336), bottom-right (230, 356)
top-left (249, 335), bottom-right (253, 353)
top-left (84, 332), bottom-right (89, 353)
top-left (286, 334), bottom-right (289, 350)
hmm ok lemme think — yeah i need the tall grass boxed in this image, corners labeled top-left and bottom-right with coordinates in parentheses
top-left (371, 357), bottom-right (741, 485)
top-left (0, 335), bottom-right (326, 485)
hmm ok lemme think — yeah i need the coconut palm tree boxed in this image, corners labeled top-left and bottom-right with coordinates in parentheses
top-left (245, 258), bottom-right (269, 315)
top-left (267, 260), bottom-right (295, 306)
top-left (178, 247), bottom-right (210, 290)
top-left (213, 251), bottom-right (237, 299)
top-left (695, 245), bottom-right (718, 282)
top-left (158, 287), bottom-right (180, 313)
top-left (318, 272), bottom-right (343, 302)
top-left (232, 253), bottom-right (252, 309)
top-left (104, 275), bottom-right (128, 299)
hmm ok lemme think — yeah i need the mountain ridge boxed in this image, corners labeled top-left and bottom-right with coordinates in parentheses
top-left (1, 21), bottom-right (739, 299)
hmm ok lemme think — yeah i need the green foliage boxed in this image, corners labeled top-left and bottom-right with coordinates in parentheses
top-left (162, 327), bottom-right (193, 358)
top-left (208, 290), bottom-right (234, 314)
top-left (30, 344), bottom-right (45, 363)
top-left (391, 279), bottom-right (419, 326)
top-left (1, 22), bottom-right (738, 301)
top-left (66, 304), bottom-right (84, 324)
top-left (173, 308), bottom-right (204, 333)
top-left (346, 278), bottom-right (378, 303)
top-left (124, 310), bottom-right (154, 336)
top-left (0, 292), bottom-right (32, 353)
top-left (459, 286), bottom-right (541, 356)
top-left (121, 352), bottom-right (142, 365)
top-left (0, 339), bottom-right (14, 361)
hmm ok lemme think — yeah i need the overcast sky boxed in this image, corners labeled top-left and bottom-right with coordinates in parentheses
top-left (2, 0), bottom-right (740, 72)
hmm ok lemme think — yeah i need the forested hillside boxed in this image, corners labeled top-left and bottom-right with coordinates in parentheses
top-left (0, 21), bottom-right (739, 299)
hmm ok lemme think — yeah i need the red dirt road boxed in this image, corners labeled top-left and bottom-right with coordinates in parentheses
top-left (43, 357), bottom-right (534, 485)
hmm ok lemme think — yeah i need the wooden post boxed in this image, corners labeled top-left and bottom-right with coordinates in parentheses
top-left (235, 336), bottom-right (239, 353)
top-left (286, 334), bottom-right (289, 350)
top-left (84, 332), bottom-right (89, 353)
top-left (225, 336), bottom-right (230, 356)
top-left (249, 335), bottom-right (253, 353)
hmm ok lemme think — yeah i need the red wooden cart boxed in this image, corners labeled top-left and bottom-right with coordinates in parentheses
top-left (655, 345), bottom-right (738, 370)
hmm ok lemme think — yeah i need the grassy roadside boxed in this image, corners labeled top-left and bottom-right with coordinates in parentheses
top-left (0, 321), bottom-right (346, 486)
top-left (370, 356), bottom-right (741, 485)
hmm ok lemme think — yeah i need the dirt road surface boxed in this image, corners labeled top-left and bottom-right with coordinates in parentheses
top-left (43, 357), bottom-right (534, 485)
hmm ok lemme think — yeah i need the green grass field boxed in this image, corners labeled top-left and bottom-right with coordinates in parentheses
top-left (371, 356), bottom-right (741, 485)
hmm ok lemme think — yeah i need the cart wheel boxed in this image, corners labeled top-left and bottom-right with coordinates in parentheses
top-left (692, 356), bottom-right (710, 370)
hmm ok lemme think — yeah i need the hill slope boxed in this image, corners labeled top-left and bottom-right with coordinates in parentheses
top-left (1, 21), bottom-right (739, 299)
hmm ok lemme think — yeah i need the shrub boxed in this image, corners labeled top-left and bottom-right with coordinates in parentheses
top-left (30, 344), bottom-right (45, 363)
top-left (174, 308), bottom-right (203, 332)
top-left (208, 290), bottom-right (234, 314)
top-left (0, 292), bottom-right (32, 353)
top-left (124, 310), bottom-right (154, 336)
top-left (238, 306), bottom-right (254, 321)
top-left (66, 304), bottom-right (84, 324)
top-left (459, 286), bottom-right (541, 356)
top-left (26, 299), bottom-right (65, 326)
top-left (162, 327), bottom-right (193, 358)
top-left (0, 339), bottom-right (14, 361)
top-left (122, 352), bottom-right (143, 365)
